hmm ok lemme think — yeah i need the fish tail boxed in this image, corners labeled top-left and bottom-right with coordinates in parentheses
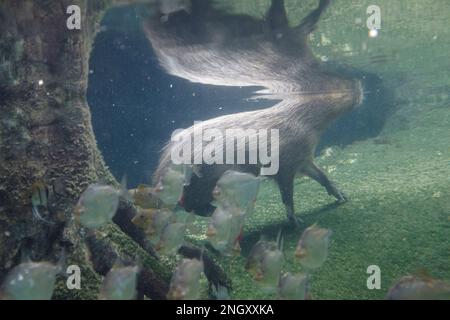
top-left (276, 229), bottom-right (283, 249)
top-left (32, 205), bottom-right (54, 225)
top-left (119, 175), bottom-right (133, 202)
top-left (56, 248), bottom-right (67, 274)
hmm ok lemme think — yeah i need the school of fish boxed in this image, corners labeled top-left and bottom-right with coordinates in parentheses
top-left (2, 162), bottom-right (448, 300)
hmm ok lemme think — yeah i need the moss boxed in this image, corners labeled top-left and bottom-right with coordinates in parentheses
top-left (53, 265), bottom-right (102, 300)
top-left (103, 223), bottom-right (174, 282)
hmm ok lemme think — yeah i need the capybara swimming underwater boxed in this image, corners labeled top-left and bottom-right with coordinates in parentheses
top-left (145, 0), bottom-right (363, 223)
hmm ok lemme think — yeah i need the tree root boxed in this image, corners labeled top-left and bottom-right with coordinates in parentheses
top-left (114, 199), bottom-right (233, 299)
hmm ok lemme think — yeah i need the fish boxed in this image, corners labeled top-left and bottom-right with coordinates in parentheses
top-left (246, 240), bottom-right (277, 275)
top-left (246, 238), bottom-right (283, 293)
top-left (205, 170), bottom-right (260, 255)
top-left (30, 180), bottom-right (54, 224)
top-left (155, 222), bottom-right (186, 256)
top-left (99, 265), bottom-right (139, 300)
top-left (167, 258), bottom-right (204, 300)
top-left (75, 178), bottom-right (129, 229)
top-left (206, 206), bottom-right (233, 251)
top-left (0, 256), bottom-right (63, 300)
top-left (295, 223), bottom-right (332, 270)
top-left (130, 184), bottom-right (163, 209)
top-left (173, 208), bottom-right (201, 234)
top-left (131, 207), bottom-right (158, 232)
top-left (154, 164), bottom-right (193, 207)
top-left (258, 247), bottom-right (283, 293)
top-left (386, 274), bottom-right (450, 300)
top-left (226, 207), bottom-right (246, 255)
top-left (212, 171), bottom-right (261, 215)
top-left (207, 205), bottom-right (245, 255)
top-left (131, 207), bottom-right (174, 242)
top-left (278, 272), bottom-right (310, 300)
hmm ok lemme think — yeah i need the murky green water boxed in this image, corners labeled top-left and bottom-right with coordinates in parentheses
top-left (47, 0), bottom-right (450, 300)
top-left (181, 0), bottom-right (450, 299)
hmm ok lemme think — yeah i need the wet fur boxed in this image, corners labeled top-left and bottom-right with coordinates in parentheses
top-left (145, 0), bottom-right (362, 222)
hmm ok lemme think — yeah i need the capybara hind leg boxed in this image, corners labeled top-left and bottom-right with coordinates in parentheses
top-left (267, 0), bottom-right (289, 31)
top-left (276, 171), bottom-right (303, 224)
top-left (303, 162), bottom-right (348, 203)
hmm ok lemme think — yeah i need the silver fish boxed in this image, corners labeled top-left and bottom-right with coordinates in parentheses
top-left (30, 180), bottom-right (54, 224)
top-left (246, 239), bottom-right (283, 293)
top-left (212, 170), bottom-right (261, 215)
top-left (75, 178), bottom-right (129, 229)
top-left (167, 258), bottom-right (204, 300)
top-left (155, 222), bottom-right (186, 256)
top-left (295, 223), bottom-right (332, 270)
top-left (387, 274), bottom-right (450, 300)
top-left (154, 164), bottom-right (191, 207)
top-left (207, 204), bottom-right (246, 255)
top-left (1, 259), bottom-right (61, 300)
top-left (99, 265), bottom-right (139, 300)
top-left (278, 272), bottom-right (310, 300)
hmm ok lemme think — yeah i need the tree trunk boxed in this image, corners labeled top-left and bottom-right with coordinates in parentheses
top-left (0, 0), bottom-right (228, 299)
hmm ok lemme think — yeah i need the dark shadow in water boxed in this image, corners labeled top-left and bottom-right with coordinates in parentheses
top-left (88, 6), bottom-right (396, 187)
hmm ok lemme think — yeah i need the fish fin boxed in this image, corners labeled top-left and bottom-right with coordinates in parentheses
top-left (119, 175), bottom-right (133, 202)
top-left (279, 235), bottom-right (284, 252)
top-left (112, 257), bottom-right (127, 269)
top-left (20, 246), bottom-right (32, 263)
top-left (413, 269), bottom-right (434, 282)
top-left (211, 284), bottom-right (230, 300)
top-left (56, 249), bottom-right (66, 274)
top-left (32, 206), bottom-right (54, 224)
top-left (199, 245), bottom-right (205, 264)
top-left (192, 165), bottom-right (203, 178)
top-left (276, 229), bottom-right (283, 249)
top-left (310, 222), bottom-right (319, 230)
top-left (259, 233), bottom-right (266, 242)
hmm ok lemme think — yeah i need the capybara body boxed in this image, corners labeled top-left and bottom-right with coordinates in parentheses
top-left (146, 0), bottom-right (363, 222)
